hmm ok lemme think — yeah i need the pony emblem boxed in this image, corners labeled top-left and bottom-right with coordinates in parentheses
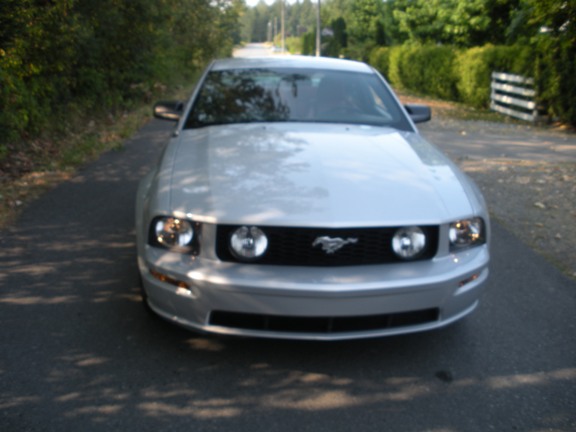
top-left (312, 236), bottom-right (358, 254)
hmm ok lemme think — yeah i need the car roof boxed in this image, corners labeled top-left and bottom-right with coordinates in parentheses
top-left (211, 56), bottom-right (374, 74)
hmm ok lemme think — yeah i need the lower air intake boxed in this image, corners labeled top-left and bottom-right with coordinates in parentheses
top-left (209, 309), bottom-right (439, 334)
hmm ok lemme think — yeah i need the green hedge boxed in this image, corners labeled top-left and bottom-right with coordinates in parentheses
top-left (369, 42), bottom-right (576, 126)
top-left (456, 45), bottom-right (533, 108)
top-left (384, 45), bottom-right (458, 101)
top-left (369, 47), bottom-right (390, 80)
top-left (534, 37), bottom-right (576, 126)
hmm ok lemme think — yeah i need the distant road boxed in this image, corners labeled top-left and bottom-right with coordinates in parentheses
top-left (233, 42), bottom-right (275, 58)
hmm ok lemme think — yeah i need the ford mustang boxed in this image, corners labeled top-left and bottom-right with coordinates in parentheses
top-left (136, 55), bottom-right (490, 340)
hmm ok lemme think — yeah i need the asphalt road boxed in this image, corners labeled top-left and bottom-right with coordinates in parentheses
top-left (2, 68), bottom-right (576, 432)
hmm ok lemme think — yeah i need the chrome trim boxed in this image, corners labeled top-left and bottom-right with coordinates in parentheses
top-left (312, 236), bottom-right (359, 254)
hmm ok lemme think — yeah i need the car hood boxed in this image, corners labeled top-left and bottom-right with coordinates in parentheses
top-left (160, 123), bottom-right (475, 227)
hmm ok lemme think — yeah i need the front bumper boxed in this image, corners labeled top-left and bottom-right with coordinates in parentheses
top-left (138, 243), bottom-right (489, 341)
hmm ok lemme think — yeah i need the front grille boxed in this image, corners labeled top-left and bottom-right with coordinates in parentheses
top-left (209, 309), bottom-right (440, 334)
top-left (216, 225), bottom-right (438, 266)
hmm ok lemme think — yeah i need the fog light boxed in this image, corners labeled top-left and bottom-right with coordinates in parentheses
top-left (392, 226), bottom-right (426, 259)
top-left (229, 226), bottom-right (268, 260)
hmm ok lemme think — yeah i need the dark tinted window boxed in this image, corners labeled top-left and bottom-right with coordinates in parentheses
top-left (185, 68), bottom-right (412, 131)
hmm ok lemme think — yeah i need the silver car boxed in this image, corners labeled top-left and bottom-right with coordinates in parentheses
top-left (136, 56), bottom-right (490, 340)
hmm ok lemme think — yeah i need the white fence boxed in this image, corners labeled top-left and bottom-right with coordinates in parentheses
top-left (490, 72), bottom-right (538, 122)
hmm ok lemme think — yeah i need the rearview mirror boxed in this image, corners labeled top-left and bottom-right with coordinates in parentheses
top-left (153, 101), bottom-right (184, 121)
top-left (404, 104), bottom-right (431, 124)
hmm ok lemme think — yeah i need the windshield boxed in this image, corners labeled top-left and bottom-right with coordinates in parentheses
top-left (184, 68), bottom-right (412, 131)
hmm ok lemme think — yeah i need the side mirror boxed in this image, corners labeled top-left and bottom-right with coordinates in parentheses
top-left (153, 101), bottom-right (184, 121)
top-left (404, 104), bottom-right (431, 124)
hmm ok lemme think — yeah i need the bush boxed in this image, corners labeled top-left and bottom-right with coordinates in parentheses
top-left (301, 31), bottom-right (316, 56)
top-left (385, 44), bottom-right (458, 100)
top-left (534, 36), bottom-right (576, 125)
top-left (369, 47), bottom-right (390, 79)
top-left (456, 45), bottom-right (534, 108)
top-left (285, 37), bottom-right (303, 55)
top-left (0, 0), bottom-right (240, 166)
top-left (387, 46), bottom-right (406, 90)
top-left (456, 45), bottom-right (496, 108)
top-left (369, 41), bottom-right (575, 127)
top-left (342, 40), bottom-right (376, 62)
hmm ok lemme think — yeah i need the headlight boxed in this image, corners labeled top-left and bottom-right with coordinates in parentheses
top-left (449, 218), bottom-right (485, 250)
top-left (392, 226), bottom-right (426, 259)
top-left (151, 217), bottom-right (195, 250)
top-left (230, 226), bottom-right (268, 260)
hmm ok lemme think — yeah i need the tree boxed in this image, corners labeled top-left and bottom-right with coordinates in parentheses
top-left (526, 0), bottom-right (576, 124)
top-left (393, 0), bottom-right (520, 47)
top-left (0, 0), bottom-right (242, 162)
top-left (348, 0), bottom-right (384, 44)
top-left (323, 17), bottom-right (348, 57)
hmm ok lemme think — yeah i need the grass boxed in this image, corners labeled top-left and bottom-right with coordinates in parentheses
top-left (0, 76), bottom-right (198, 230)
top-left (0, 103), bottom-right (153, 229)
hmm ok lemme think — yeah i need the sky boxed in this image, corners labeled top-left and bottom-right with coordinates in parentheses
top-left (245, 0), bottom-right (299, 7)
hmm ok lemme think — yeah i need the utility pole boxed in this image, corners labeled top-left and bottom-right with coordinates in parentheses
top-left (316, 0), bottom-right (321, 57)
top-left (281, 0), bottom-right (285, 53)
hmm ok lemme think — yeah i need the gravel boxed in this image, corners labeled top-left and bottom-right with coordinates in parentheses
top-left (418, 116), bottom-right (576, 279)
